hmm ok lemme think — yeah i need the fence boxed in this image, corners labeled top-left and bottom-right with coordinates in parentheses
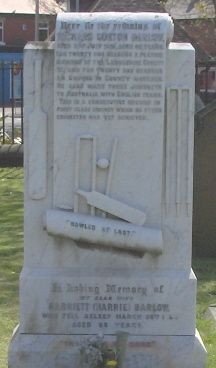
top-left (0, 62), bottom-right (23, 145)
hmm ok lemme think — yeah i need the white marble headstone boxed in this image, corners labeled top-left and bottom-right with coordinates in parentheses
top-left (8, 12), bottom-right (206, 368)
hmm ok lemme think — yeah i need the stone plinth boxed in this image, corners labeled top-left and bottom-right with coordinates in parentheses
top-left (9, 328), bottom-right (206, 368)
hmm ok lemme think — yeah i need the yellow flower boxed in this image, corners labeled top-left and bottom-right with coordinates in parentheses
top-left (105, 359), bottom-right (118, 367)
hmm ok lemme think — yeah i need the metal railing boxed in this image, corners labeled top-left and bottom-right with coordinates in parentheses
top-left (0, 62), bottom-right (23, 145)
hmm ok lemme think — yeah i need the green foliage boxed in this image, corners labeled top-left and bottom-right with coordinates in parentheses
top-left (0, 169), bottom-right (215, 367)
top-left (0, 168), bottom-right (23, 368)
top-left (193, 258), bottom-right (216, 367)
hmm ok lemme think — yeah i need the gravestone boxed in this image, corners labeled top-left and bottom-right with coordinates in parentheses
top-left (9, 12), bottom-right (206, 368)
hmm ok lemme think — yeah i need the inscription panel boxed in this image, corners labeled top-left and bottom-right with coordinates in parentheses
top-left (55, 15), bottom-right (168, 123)
top-left (20, 275), bottom-right (196, 335)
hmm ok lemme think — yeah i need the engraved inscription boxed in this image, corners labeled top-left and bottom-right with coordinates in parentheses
top-left (67, 219), bottom-right (136, 238)
top-left (55, 19), bottom-right (165, 122)
top-left (41, 279), bottom-right (178, 332)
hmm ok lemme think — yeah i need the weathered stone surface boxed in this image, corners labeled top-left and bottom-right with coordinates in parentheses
top-left (20, 270), bottom-right (196, 335)
top-left (9, 328), bottom-right (206, 368)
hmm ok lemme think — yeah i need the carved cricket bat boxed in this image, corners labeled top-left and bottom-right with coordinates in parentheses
top-left (76, 189), bottom-right (146, 226)
top-left (28, 58), bottom-right (47, 199)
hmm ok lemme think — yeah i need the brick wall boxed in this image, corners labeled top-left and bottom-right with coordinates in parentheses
top-left (1, 14), bottom-right (56, 47)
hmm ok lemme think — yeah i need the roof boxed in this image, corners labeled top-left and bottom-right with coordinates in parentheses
top-left (91, 0), bottom-right (165, 12)
top-left (195, 93), bottom-right (205, 113)
top-left (172, 20), bottom-right (214, 62)
top-left (75, 0), bottom-right (97, 11)
top-left (165, 0), bottom-right (216, 20)
top-left (0, 0), bottom-right (67, 15)
top-left (177, 19), bottom-right (216, 60)
top-left (195, 98), bottom-right (216, 132)
top-left (195, 98), bottom-right (216, 121)
top-left (91, 0), bottom-right (216, 18)
top-left (90, 0), bottom-right (216, 62)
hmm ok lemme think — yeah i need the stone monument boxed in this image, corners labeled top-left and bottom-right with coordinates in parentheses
top-left (9, 12), bottom-right (207, 368)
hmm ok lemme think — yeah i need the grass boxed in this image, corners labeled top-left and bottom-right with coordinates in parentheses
top-left (0, 167), bottom-right (215, 367)
top-left (193, 258), bottom-right (216, 367)
top-left (0, 168), bottom-right (23, 368)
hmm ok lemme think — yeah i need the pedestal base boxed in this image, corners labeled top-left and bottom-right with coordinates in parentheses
top-left (9, 326), bottom-right (206, 368)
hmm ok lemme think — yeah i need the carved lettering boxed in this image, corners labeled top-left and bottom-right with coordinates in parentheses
top-left (55, 18), bottom-right (165, 122)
